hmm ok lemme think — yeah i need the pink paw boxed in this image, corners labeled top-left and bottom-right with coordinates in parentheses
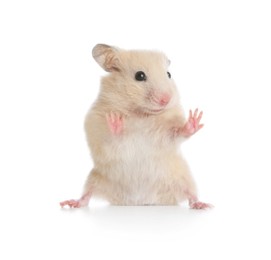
top-left (181, 109), bottom-right (204, 137)
top-left (190, 201), bottom-right (213, 210)
top-left (60, 192), bottom-right (91, 208)
top-left (60, 199), bottom-right (82, 208)
top-left (106, 112), bottom-right (124, 135)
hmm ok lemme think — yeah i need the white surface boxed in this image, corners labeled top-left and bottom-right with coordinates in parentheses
top-left (0, 0), bottom-right (271, 259)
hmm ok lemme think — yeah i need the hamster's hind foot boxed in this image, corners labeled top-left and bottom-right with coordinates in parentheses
top-left (189, 201), bottom-right (213, 210)
top-left (60, 192), bottom-right (92, 208)
top-left (60, 199), bottom-right (82, 208)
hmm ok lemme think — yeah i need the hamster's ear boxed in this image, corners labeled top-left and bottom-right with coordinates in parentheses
top-left (92, 44), bottom-right (121, 72)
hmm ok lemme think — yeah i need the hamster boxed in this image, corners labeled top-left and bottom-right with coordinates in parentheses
top-left (60, 44), bottom-right (212, 209)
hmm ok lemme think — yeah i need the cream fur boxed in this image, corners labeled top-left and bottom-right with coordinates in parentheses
top-left (83, 44), bottom-right (198, 205)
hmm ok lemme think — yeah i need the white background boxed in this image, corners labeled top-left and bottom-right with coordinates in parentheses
top-left (0, 0), bottom-right (271, 259)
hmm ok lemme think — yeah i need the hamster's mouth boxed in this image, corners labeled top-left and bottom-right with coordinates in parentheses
top-left (144, 107), bottom-right (165, 114)
top-left (149, 108), bottom-right (164, 113)
top-left (133, 107), bottom-right (165, 116)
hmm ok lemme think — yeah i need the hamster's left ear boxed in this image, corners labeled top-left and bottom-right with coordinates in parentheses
top-left (92, 44), bottom-right (121, 72)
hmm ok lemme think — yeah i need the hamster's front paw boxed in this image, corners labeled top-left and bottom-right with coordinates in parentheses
top-left (181, 109), bottom-right (204, 138)
top-left (106, 112), bottom-right (124, 135)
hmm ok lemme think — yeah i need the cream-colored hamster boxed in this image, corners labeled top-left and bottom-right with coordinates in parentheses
top-left (60, 44), bottom-right (212, 209)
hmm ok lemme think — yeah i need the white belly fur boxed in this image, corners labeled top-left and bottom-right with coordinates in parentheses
top-left (99, 130), bottom-right (183, 205)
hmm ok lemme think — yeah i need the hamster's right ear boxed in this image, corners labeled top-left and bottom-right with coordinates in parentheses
top-left (92, 44), bottom-right (121, 72)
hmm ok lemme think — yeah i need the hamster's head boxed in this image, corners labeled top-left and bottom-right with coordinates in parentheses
top-left (92, 44), bottom-right (179, 115)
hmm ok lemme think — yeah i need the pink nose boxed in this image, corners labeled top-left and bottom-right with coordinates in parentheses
top-left (159, 94), bottom-right (171, 106)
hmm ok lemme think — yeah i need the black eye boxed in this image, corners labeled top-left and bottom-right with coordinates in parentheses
top-left (135, 71), bottom-right (147, 81)
top-left (167, 72), bottom-right (171, 78)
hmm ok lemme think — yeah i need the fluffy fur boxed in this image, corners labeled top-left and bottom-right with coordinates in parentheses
top-left (60, 44), bottom-right (212, 209)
